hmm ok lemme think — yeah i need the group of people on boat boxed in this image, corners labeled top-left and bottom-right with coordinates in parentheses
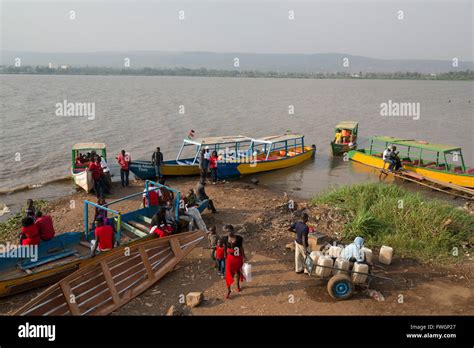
top-left (383, 145), bottom-right (402, 172)
top-left (75, 151), bottom-right (113, 197)
top-left (334, 128), bottom-right (356, 145)
top-left (144, 177), bottom-right (218, 238)
top-left (19, 199), bottom-right (56, 246)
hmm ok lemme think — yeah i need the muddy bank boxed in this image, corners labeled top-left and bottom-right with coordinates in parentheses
top-left (0, 177), bottom-right (472, 315)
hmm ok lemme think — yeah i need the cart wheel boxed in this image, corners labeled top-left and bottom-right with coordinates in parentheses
top-left (327, 274), bottom-right (354, 300)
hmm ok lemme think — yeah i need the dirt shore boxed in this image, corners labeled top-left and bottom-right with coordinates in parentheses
top-left (0, 178), bottom-right (472, 315)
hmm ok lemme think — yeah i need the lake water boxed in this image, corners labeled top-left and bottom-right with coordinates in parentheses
top-left (0, 75), bottom-right (473, 216)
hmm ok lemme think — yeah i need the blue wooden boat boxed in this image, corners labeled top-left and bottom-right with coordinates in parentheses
top-left (129, 134), bottom-right (315, 180)
top-left (0, 181), bottom-right (187, 297)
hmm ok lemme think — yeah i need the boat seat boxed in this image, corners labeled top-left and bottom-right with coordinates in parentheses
top-left (373, 154), bottom-right (382, 158)
top-left (467, 168), bottom-right (474, 174)
top-left (421, 162), bottom-right (436, 167)
top-left (19, 249), bottom-right (76, 270)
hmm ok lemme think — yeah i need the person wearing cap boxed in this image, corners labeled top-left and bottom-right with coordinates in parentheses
top-left (151, 146), bottom-right (164, 180)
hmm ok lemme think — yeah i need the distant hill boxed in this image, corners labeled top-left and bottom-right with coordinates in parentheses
top-left (1, 51), bottom-right (472, 74)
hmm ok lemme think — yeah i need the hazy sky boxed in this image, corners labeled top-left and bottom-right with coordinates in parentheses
top-left (1, 0), bottom-right (472, 60)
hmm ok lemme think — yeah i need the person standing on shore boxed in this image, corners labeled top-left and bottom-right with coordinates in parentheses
top-left (151, 147), bottom-right (164, 180)
top-left (209, 150), bottom-right (218, 184)
top-left (199, 147), bottom-right (210, 181)
top-left (87, 156), bottom-right (104, 198)
top-left (223, 224), bottom-right (246, 299)
top-left (289, 213), bottom-right (310, 274)
top-left (116, 149), bottom-right (131, 187)
top-left (100, 155), bottom-right (112, 194)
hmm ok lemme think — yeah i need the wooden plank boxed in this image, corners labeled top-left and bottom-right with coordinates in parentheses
top-left (169, 238), bottom-right (183, 258)
top-left (59, 281), bottom-right (81, 315)
top-left (100, 261), bottom-right (119, 305)
top-left (128, 221), bottom-right (150, 233)
top-left (15, 231), bottom-right (205, 316)
top-left (138, 245), bottom-right (155, 280)
top-left (121, 222), bottom-right (148, 238)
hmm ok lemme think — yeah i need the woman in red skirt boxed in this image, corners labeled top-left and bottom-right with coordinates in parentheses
top-left (223, 224), bottom-right (246, 299)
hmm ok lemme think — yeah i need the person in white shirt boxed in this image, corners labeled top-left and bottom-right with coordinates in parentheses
top-left (382, 146), bottom-right (395, 171)
top-left (100, 156), bottom-right (112, 193)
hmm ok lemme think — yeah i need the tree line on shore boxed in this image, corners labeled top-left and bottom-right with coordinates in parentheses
top-left (1, 65), bottom-right (473, 80)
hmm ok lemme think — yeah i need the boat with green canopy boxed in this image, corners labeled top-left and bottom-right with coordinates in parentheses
top-left (331, 121), bottom-right (358, 155)
top-left (348, 136), bottom-right (474, 188)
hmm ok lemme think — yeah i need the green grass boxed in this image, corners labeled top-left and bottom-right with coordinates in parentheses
top-left (0, 200), bottom-right (50, 242)
top-left (311, 183), bottom-right (473, 262)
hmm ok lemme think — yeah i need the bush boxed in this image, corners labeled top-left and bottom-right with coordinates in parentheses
top-left (311, 183), bottom-right (473, 262)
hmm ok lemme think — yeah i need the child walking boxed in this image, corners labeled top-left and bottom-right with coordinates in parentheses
top-left (215, 238), bottom-right (226, 278)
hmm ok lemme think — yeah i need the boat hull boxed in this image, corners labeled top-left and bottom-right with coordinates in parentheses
top-left (130, 147), bottom-right (315, 180)
top-left (15, 230), bottom-right (205, 316)
top-left (129, 160), bottom-right (200, 180)
top-left (349, 149), bottom-right (474, 188)
top-left (71, 168), bottom-right (93, 192)
top-left (0, 206), bottom-right (159, 298)
top-left (331, 141), bottom-right (356, 156)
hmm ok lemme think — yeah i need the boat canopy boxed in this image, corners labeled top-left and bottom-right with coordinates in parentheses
top-left (185, 135), bottom-right (252, 146)
top-left (72, 143), bottom-right (106, 150)
top-left (335, 121), bottom-right (358, 131)
top-left (253, 134), bottom-right (304, 144)
top-left (370, 136), bottom-right (462, 154)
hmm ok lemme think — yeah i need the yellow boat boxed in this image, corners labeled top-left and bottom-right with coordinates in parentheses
top-left (129, 134), bottom-right (316, 179)
top-left (348, 136), bottom-right (474, 188)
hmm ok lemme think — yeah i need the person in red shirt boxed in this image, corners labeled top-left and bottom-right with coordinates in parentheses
top-left (215, 238), bottom-right (226, 278)
top-left (143, 184), bottom-right (160, 207)
top-left (149, 225), bottom-right (170, 238)
top-left (35, 211), bottom-right (56, 241)
top-left (116, 149), bottom-right (131, 187)
top-left (88, 155), bottom-right (105, 198)
top-left (223, 224), bottom-right (246, 299)
top-left (209, 150), bottom-right (219, 184)
top-left (91, 217), bottom-right (115, 256)
top-left (20, 217), bottom-right (41, 246)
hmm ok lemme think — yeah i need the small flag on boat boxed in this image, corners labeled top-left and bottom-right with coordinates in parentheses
top-left (187, 129), bottom-right (195, 139)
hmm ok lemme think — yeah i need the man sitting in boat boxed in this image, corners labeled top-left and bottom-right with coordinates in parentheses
top-left (143, 183), bottom-right (161, 207)
top-left (196, 179), bottom-right (217, 213)
top-left (91, 216), bottom-right (115, 256)
top-left (158, 178), bottom-right (175, 206)
top-left (35, 211), bottom-right (56, 241)
top-left (19, 216), bottom-right (41, 246)
top-left (341, 129), bottom-right (351, 143)
top-left (383, 145), bottom-right (395, 171)
top-left (334, 130), bottom-right (343, 144)
top-left (383, 145), bottom-right (402, 172)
